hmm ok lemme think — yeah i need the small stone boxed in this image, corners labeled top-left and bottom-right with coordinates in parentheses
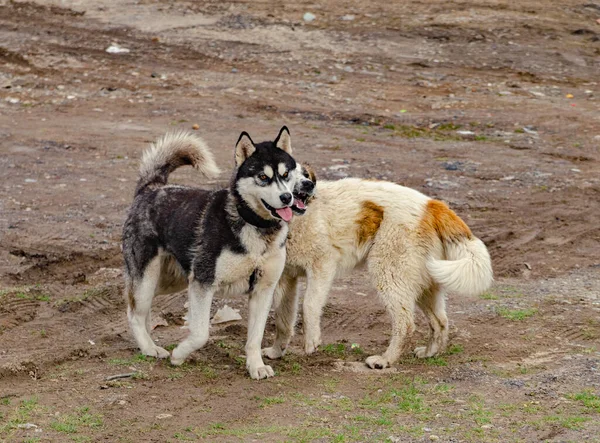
top-left (118, 400), bottom-right (126, 405)
top-left (341, 14), bottom-right (355, 21)
top-left (303, 12), bottom-right (316, 22)
top-left (17, 423), bottom-right (38, 429)
top-left (566, 93), bottom-right (574, 99)
top-left (429, 435), bottom-right (440, 441)
top-left (231, 68), bottom-right (238, 73)
top-left (156, 414), bottom-right (172, 419)
top-left (6, 97), bottom-right (20, 104)
top-left (106, 44), bottom-right (130, 54)
top-left (344, 66), bottom-right (354, 73)
top-left (192, 124), bottom-right (200, 130)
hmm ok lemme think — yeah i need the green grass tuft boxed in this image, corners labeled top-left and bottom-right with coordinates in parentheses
top-left (496, 307), bottom-right (537, 321)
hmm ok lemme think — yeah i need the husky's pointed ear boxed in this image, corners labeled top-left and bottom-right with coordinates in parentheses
top-left (274, 126), bottom-right (292, 154)
top-left (235, 132), bottom-right (256, 167)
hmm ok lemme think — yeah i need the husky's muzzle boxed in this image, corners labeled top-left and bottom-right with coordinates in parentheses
top-left (261, 197), bottom-right (294, 222)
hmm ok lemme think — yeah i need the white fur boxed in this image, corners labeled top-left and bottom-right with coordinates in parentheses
top-left (140, 131), bottom-right (221, 180)
top-left (264, 178), bottom-right (493, 368)
top-left (278, 163), bottom-right (287, 176)
top-left (264, 165), bottom-right (274, 178)
top-left (427, 238), bottom-right (493, 297)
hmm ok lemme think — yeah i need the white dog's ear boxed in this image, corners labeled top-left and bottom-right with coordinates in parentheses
top-left (274, 126), bottom-right (292, 155)
top-left (235, 132), bottom-right (256, 167)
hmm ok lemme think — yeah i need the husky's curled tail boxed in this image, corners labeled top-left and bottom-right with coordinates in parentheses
top-left (423, 200), bottom-right (493, 297)
top-left (135, 131), bottom-right (221, 195)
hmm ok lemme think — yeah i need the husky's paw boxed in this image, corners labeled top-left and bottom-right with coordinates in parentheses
top-left (304, 337), bottom-right (321, 355)
top-left (248, 365), bottom-right (275, 380)
top-left (142, 345), bottom-right (170, 359)
top-left (414, 346), bottom-right (432, 359)
top-left (262, 346), bottom-right (284, 360)
top-left (365, 355), bottom-right (390, 370)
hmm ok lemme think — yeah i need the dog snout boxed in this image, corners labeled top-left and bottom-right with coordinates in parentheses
top-left (279, 192), bottom-right (292, 205)
top-left (302, 180), bottom-right (315, 193)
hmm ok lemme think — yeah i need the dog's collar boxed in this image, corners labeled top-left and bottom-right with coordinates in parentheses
top-left (236, 202), bottom-right (280, 230)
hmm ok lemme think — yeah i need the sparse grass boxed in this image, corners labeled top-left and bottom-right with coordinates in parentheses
top-left (468, 397), bottom-right (493, 425)
top-left (257, 396), bottom-right (285, 408)
top-left (496, 307), bottom-right (537, 321)
top-left (15, 291), bottom-right (50, 301)
top-left (108, 354), bottom-right (149, 366)
top-left (50, 406), bottom-right (103, 434)
top-left (447, 344), bottom-right (464, 355)
top-left (536, 414), bottom-right (590, 430)
top-left (568, 391), bottom-right (600, 413)
top-left (320, 343), bottom-right (346, 358)
top-left (0, 397), bottom-right (42, 435)
top-left (479, 291), bottom-right (499, 300)
top-left (423, 356), bottom-right (448, 366)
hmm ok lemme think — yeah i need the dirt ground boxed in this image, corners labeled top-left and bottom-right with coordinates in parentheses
top-left (1, 0), bottom-right (599, 441)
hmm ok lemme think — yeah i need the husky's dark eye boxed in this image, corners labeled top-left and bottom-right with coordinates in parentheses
top-left (303, 172), bottom-right (310, 178)
top-left (282, 171), bottom-right (289, 179)
top-left (258, 174), bottom-right (268, 181)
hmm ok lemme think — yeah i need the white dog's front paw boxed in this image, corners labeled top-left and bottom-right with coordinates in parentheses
top-left (141, 345), bottom-right (170, 359)
top-left (248, 364), bottom-right (275, 380)
top-left (170, 347), bottom-right (188, 366)
top-left (304, 336), bottom-right (321, 355)
top-left (262, 346), bottom-right (284, 360)
top-left (414, 346), bottom-right (430, 359)
top-left (365, 354), bottom-right (390, 369)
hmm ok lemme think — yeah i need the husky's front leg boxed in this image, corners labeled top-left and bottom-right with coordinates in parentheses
top-left (246, 255), bottom-right (285, 379)
top-left (171, 280), bottom-right (214, 365)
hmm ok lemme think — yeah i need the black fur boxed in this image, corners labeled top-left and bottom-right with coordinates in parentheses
top-left (123, 133), bottom-right (297, 288)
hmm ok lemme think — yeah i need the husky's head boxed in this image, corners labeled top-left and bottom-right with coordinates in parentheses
top-left (234, 126), bottom-right (298, 223)
top-left (291, 163), bottom-right (317, 215)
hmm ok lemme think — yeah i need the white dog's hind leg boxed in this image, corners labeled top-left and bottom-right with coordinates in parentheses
top-left (171, 281), bottom-right (213, 365)
top-left (365, 282), bottom-right (417, 369)
top-left (263, 274), bottom-right (299, 360)
top-left (127, 256), bottom-right (170, 359)
top-left (415, 285), bottom-right (449, 358)
top-left (302, 267), bottom-right (336, 354)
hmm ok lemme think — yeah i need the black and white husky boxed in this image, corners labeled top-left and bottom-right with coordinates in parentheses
top-left (122, 127), bottom-right (298, 379)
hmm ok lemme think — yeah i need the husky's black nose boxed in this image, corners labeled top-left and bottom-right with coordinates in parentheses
top-left (280, 193), bottom-right (292, 205)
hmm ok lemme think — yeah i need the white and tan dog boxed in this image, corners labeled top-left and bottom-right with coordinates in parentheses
top-left (264, 175), bottom-right (493, 369)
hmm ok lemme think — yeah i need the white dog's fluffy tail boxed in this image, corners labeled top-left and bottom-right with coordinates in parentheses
top-left (422, 200), bottom-right (493, 297)
top-left (136, 131), bottom-right (221, 195)
top-left (427, 237), bottom-right (493, 297)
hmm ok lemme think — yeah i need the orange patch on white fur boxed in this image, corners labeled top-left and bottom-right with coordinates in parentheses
top-left (356, 201), bottom-right (384, 245)
top-left (420, 200), bottom-right (472, 242)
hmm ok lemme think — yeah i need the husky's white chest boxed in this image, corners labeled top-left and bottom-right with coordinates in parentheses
top-left (213, 225), bottom-right (288, 293)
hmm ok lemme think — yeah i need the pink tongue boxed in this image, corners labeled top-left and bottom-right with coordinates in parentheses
top-left (276, 206), bottom-right (293, 222)
top-left (294, 198), bottom-right (306, 210)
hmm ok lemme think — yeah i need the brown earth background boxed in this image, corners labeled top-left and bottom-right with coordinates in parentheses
top-left (1, 1), bottom-right (599, 442)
